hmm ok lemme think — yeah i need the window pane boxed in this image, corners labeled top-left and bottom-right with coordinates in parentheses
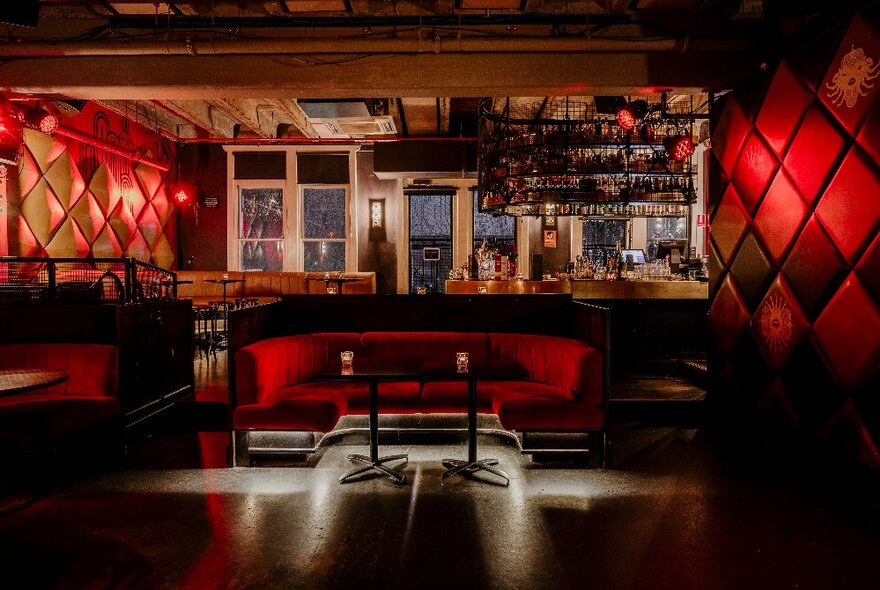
top-left (240, 188), bottom-right (283, 239)
top-left (582, 219), bottom-right (628, 265)
top-left (303, 241), bottom-right (346, 272)
top-left (647, 217), bottom-right (688, 260)
top-left (303, 188), bottom-right (346, 239)
top-left (409, 193), bottom-right (453, 293)
top-left (473, 191), bottom-right (515, 252)
top-left (409, 193), bottom-right (452, 238)
top-left (240, 240), bottom-right (283, 271)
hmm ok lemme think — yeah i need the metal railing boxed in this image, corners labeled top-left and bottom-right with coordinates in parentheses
top-left (0, 257), bottom-right (177, 304)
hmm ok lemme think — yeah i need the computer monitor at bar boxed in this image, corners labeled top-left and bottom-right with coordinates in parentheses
top-left (655, 240), bottom-right (688, 263)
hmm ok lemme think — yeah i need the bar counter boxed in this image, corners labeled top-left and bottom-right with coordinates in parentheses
top-left (445, 279), bottom-right (708, 300)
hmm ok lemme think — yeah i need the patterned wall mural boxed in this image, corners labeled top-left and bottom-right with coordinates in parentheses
top-left (7, 102), bottom-right (178, 268)
top-left (708, 14), bottom-right (880, 468)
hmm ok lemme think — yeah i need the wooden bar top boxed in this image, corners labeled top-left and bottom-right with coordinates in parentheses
top-left (445, 279), bottom-right (708, 300)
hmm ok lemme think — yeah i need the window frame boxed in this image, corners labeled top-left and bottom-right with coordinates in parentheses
top-left (298, 183), bottom-right (353, 273)
top-left (231, 179), bottom-right (288, 272)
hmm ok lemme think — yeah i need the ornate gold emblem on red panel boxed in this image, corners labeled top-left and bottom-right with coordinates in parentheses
top-left (760, 294), bottom-right (793, 353)
top-left (826, 46), bottom-right (879, 109)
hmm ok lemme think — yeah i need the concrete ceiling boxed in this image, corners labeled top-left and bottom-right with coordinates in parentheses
top-left (0, 1), bottom-right (835, 139)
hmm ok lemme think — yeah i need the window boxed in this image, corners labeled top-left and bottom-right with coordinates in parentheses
top-left (582, 219), bottom-right (628, 265)
top-left (238, 186), bottom-right (284, 271)
top-left (647, 217), bottom-right (688, 260)
top-left (472, 191), bottom-right (516, 253)
top-left (301, 186), bottom-right (348, 272)
top-left (409, 193), bottom-right (453, 293)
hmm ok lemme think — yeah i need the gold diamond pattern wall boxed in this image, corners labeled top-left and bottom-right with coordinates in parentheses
top-left (8, 104), bottom-right (177, 268)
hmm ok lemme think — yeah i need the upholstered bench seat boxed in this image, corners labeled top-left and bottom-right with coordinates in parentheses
top-left (234, 331), bottom-right (604, 441)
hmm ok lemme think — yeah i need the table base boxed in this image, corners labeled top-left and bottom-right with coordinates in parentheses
top-left (441, 458), bottom-right (510, 486)
top-left (340, 453), bottom-right (408, 484)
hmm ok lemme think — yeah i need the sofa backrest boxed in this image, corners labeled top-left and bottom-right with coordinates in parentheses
top-left (0, 343), bottom-right (118, 398)
top-left (176, 270), bottom-right (377, 300)
top-left (235, 333), bottom-right (362, 405)
top-left (175, 271), bottom-right (246, 300)
top-left (360, 332), bottom-right (489, 369)
top-left (489, 333), bottom-right (603, 405)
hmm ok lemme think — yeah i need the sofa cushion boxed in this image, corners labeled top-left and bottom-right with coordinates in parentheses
top-left (478, 381), bottom-right (574, 413)
top-left (234, 399), bottom-right (341, 432)
top-left (488, 333), bottom-right (603, 406)
top-left (497, 399), bottom-right (604, 431)
top-left (0, 396), bottom-right (120, 439)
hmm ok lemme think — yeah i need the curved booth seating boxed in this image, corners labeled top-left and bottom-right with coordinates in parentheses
top-left (234, 331), bottom-right (606, 464)
top-left (0, 343), bottom-right (120, 445)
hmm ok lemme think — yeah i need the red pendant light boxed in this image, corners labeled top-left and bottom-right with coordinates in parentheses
top-left (666, 134), bottom-right (696, 161)
top-left (17, 106), bottom-right (59, 135)
top-left (616, 100), bottom-right (649, 130)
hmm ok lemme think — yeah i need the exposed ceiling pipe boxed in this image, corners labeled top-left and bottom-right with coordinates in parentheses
top-left (54, 126), bottom-right (172, 171)
top-left (0, 36), bottom-right (751, 57)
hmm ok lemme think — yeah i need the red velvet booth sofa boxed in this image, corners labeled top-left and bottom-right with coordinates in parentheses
top-left (234, 331), bottom-right (608, 465)
top-left (0, 343), bottom-right (120, 448)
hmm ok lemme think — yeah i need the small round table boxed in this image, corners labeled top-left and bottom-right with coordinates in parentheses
top-left (0, 368), bottom-right (69, 396)
top-left (204, 278), bottom-right (245, 303)
top-left (305, 275), bottom-right (365, 294)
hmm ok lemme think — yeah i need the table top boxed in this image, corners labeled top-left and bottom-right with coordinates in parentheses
top-left (315, 359), bottom-right (526, 381)
top-left (204, 278), bottom-right (245, 284)
top-left (0, 368), bottom-right (69, 396)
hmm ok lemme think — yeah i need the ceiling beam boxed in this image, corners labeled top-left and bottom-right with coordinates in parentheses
top-left (210, 99), bottom-right (272, 138)
top-left (271, 99), bottom-right (319, 138)
top-left (0, 51), bottom-right (757, 98)
top-left (93, 98), bottom-right (195, 138)
top-left (152, 99), bottom-right (241, 138)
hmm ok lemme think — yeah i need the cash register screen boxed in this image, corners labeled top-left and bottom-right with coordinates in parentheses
top-left (621, 249), bottom-right (646, 263)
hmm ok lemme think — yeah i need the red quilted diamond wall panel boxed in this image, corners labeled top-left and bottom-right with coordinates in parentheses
top-left (782, 107), bottom-right (847, 205)
top-left (815, 147), bottom-right (880, 265)
top-left (855, 233), bottom-right (880, 301)
top-left (710, 184), bottom-right (751, 263)
top-left (752, 170), bottom-right (809, 264)
top-left (819, 15), bottom-right (880, 135)
top-left (712, 96), bottom-right (752, 176)
top-left (781, 215), bottom-right (850, 319)
top-left (857, 105), bottom-right (880, 166)
top-left (731, 132), bottom-right (779, 214)
top-left (709, 275), bottom-right (750, 355)
top-left (709, 13), bottom-right (880, 470)
top-left (751, 275), bottom-right (810, 370)
top-left (7, 103), bottom-right (178, 268)
top-left (756, 62), bottom-right (813, 158)
top-left (814, 274), bottom-right (880, 389)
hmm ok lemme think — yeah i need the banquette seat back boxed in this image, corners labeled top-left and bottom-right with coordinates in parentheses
top-left (0, 343), bottom-right (118, 398)
top-left (176, 271), bottom-right (377, 306)
top-left (0, 343), bottom-right (120, 441)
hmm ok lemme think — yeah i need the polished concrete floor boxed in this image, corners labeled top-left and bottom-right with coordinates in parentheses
top-left (1, 355), bottom-right (878, 589)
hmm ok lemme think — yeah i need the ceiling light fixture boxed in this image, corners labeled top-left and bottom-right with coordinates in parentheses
top-left (616, 99), bottom-right (649, 130)
top-left (666, 134), bottom-right (696, 161)
top-left (15, 106), bottom-right (60, 135)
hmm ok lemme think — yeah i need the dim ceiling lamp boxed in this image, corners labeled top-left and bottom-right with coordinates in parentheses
top-left (615, 99), bottom-right (649, 130)
top-left (665, 134), bottom-right (696, 161)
